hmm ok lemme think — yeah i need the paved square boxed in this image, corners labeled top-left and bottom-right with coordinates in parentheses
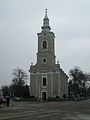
top-left (0, 99), bottom-right (90, 120)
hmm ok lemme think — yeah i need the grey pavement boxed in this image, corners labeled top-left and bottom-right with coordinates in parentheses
top-left (0, 100), bottom-right (90, 120)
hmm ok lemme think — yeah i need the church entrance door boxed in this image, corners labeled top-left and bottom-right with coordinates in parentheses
top-left (42, 92), bottom-right (46, 100)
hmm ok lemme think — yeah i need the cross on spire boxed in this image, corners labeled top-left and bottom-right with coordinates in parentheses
top-left (45, 9), bottom-right (47, 15)
top-left (45, 9), bottom-right (48, 18)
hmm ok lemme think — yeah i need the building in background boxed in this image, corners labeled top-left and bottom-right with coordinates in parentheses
top-left (29, 10), bottom-right (68, 100)
top-left (0, 89), bottom-right (2, 96)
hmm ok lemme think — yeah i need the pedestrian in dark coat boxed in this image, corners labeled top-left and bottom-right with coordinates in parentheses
top-left (6, 96), bottom-right (10, 107)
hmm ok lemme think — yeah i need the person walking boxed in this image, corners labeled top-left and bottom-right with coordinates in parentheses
top-left (6, 96), bottom-right (10, 107)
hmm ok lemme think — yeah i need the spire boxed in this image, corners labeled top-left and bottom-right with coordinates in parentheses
top-left (41, 9), bottom-right (51, 32)
top-left (45, 9), bottom-right (48, 18)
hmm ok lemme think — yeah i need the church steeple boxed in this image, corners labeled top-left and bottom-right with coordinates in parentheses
top-left (41, 9), bottom-right (51, 32)
top-left (37, 10), bottom-right (55, 65)
top-left (45, 9), bottom-right (48, 18)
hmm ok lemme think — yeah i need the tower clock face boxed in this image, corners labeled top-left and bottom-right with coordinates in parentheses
top-left (42, 58), bottom-right (47, 64)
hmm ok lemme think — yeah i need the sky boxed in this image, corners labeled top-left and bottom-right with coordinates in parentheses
top-left (0, 0), bottom-right (90, 88)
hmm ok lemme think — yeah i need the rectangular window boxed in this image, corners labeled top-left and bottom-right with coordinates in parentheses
top-left (43, 77), bottom-right (46, 86)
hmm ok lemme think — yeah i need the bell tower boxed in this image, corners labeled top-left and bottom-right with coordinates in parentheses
top-left (37, 9), bottom-right (56, 67)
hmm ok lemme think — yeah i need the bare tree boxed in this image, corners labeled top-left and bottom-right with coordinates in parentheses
top-left (11, 68), bottom-right (28, 98)
top-left (12, 68), bottom-right (28, 86)
top-left (69, 66), bottom-right (88, 100)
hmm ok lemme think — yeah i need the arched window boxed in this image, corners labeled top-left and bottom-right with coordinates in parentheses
top-left (43, 41), bottom-right (47, 49)
top-left (43, 77), bottom-right (46, 86)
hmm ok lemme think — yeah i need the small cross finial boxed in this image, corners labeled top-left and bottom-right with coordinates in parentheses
top-left (45, 9), bottom-right (47, 15)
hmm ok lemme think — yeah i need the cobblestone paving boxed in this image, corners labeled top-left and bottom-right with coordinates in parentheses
top-left (0, 100), bottom-right (90, 120)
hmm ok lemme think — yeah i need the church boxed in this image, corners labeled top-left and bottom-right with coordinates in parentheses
top-left (29, 10), bottom-right (68, 100)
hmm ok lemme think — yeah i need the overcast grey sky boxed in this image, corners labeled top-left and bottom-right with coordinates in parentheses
top-left (0, 0), bottom-right (90, 88)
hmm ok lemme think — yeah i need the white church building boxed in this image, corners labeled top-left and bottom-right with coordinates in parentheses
top-left (29, 10), bottom-right (68, 100)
